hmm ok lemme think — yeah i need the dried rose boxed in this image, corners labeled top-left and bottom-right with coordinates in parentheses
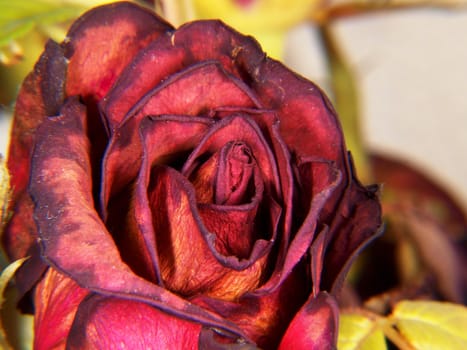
top-left (2, 2), bottom-right (381, 348)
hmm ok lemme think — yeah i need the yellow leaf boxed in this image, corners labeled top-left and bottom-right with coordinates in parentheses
top-left (0, 257), bottom-right (29, 350)
top-left (392, 300), bottom-right (467, 350)
top-left (338, 312), bottom-right (387, 350)
top-left (0, 156), bottom-right (10, 230)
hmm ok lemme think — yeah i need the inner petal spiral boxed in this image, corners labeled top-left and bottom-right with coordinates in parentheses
top-left (215, 141), bottom-right (255, 206)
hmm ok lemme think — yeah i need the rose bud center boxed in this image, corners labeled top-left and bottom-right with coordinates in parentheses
top-left (215, 141), bottom-right (255, 206)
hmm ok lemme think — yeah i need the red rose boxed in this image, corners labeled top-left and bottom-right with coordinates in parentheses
top-left (3, 2), bottom-right (381, 349)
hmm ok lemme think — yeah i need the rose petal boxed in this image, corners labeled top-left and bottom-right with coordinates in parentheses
top-left (3, 41), bottom-right (66, 273)
top-left (157, 19), bottom-right (347, 168)
top-left (249, 58), bottom-right (345, 167)
top-left (188, 142), bottom-right (269, 259)
top-left (322, 167), bottom-right (383, 293)
top-left (217, 142), bottom-right (256, 205)
top-left (189, 141), bottom-right (258, 206)
top-left (278, 292), bottom-right (339, 349)
top-left (34, 269), bottom-right (89, 350)
top-left (7, 40), bottom-right (66, 199)
top-left (213, 108), bottom-right (295, 271)
top-left (135, 116), bottom-right (278, 288)
top-left (310, 227), bottom-right (329, 297)
top-left (147, 165), bottom-right (270, 300)
top-left (125, 61), bottom-right (260, 128)
top-left (100, 61), bottom-right (258, 212)
top-left (192, 263), bottom-right (310, 348)
top-left (2, 194), bottom-right (37, 261)
top-left (182, 115), bottom-right (281, 200)
top-left (199, 327), bottom-right (261, 349)
top-left (197, 201), bottom-right (278, 263)
top-left (101, 20), bottom-right (265, 129)
top-left (67, 295), bottom-right (201, 349)
top-left (257, 159), bottom-right (342, 293)
top-left (106, 115), bottom-right (213, 282)
top-left (30, 98), bottom-right (248, 341)
top-left (64, 2), bottom-right (173, 103)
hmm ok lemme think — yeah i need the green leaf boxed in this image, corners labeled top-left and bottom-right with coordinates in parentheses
top-left (338, 312), bottom-right (387, 350)
top-left (392, 300), bottom-right (467, 350)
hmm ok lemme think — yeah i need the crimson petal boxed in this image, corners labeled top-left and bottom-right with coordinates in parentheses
top-left (258, 159), bottom-right (342, 293)
top-left (123, 61), bottom-right (260, 128)
top-left (101, 20), bottom-right (265, 129)
top-left (29, 98), bottom-right (249, 342)
top-left (64, 2), bottom-right (173, 103)
top-left (278, 292), bottom-right (339, 350)
top-left (7, 40), bottom-right (66, 198)
top-left (108, 115), bottom-right (213, 282)
top-left (182, 115), bottom-right (281, 200)
top-left (34, 269), bottom-right (89, 350)
top-left (249, 58), bottom-right (345, 167)
top-left (67, 295), bottom-right (202, 349)
top-left (187, 141), bottom-right (272, 260)
top-left (191, 263), bottom-right (310, 348)
top-left (100, 61), bottom-right (257, 213)
top-left (147, 165), bottom-right (271, 300)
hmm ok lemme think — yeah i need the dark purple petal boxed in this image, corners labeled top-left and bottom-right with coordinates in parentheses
top-left (4, 41), bottom-right (66, 264)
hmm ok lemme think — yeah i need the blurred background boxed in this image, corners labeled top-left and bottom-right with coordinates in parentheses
top-left (286, 7), bottom-right (467, 209)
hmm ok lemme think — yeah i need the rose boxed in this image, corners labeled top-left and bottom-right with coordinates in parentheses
top-left (2, 2), bottom-right (381, 349)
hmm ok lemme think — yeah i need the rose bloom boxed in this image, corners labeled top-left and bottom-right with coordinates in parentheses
top-left (3, 2), bottom-right (381, 349)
